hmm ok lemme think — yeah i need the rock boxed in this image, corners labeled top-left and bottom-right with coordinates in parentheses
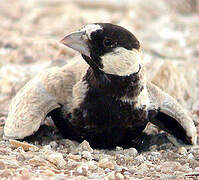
top-left (123, 148), bottom-right (138, 157)
top-left (88, 161), bottom-right (98, 171)
top-left (45, 152), bottom-right (66, 168)
top-left (9, 140), bottom-right (39, 152)
top-left (16, 154), bottom-right (26, 162)
top-left (115, 173), bottom-right (124, 180)
top-left (177, 147), bottom-right (187, 155)
top-left (42, 169), bottom-right (55, 176)
top-left (76, 163), bottom-right (88, 175)
top-left (149, 151), bottom-right (161, 158)
top-left (134, 154), bottom-right (146, 163)
top-left (81, 151), bottom-right (93, 160)
top-left (187, 153), bottom-right (194, 159)
top-left (107, 171), bottom-right (115, 180)
top-left (0, 161), bottom-right (6, 170)
top-left (77, 140), bottom-right (93, 153)
top-left (67, 153), bottom-right (81, 161)
top-left (98, 158), bottom-right (115, 170)
top-left (49, 141), bottom-right (58, 149)
top-left (137, 163), bottom-right (149, 173)
top-left (161, 161), bottom-right (181, 173)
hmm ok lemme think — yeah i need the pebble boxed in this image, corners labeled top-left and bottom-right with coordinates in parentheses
top-left (161, 161), bottom-right (181, 173)
top-left (16, 154), bottom-right (26, 161)
top-left (76, 163), bottom-right (89, 175)
top-left (49, 141), bottom-right (58, 149)
top-left (98, 158), bottom-right (114, 170)
top-left (81, 151), bottom-right (93, 160)
top-left (107, 171), bottom-right (115, 180)
top-left (76, 176), bottom-right (87, 180)
top-left (88, 174), bottom-right (102, 179)
top-left (77, 140), bottom-right (93, 153)
top-left (187, 153), bottom-right (194, 159)
top-left (88, 161), bottom-right (98, 170)
top-left (137, 163), bottom-right (149, 173)
top-left (124, 148), bottom-right (138, 157)
top-left (45, 152), bottom-right (66, 168)
top-left (134, 154), bottom-right (146, 163)
top-left (195, 167), bottom-right (199, 172)
top-left (67, 153), bottom-right (81, 161)
top-left (42, 169), bottom-right (55, 176)
top-left (115, 173), bottom-right (124, 180)
top-left (116, 146), bottom-right (123, 151)
top-left (150, 151), bottom-right (161, 158)
top-left (177, 147), bottom-right (187, 155)
top-left (9, 140), bottom-right (39, 152)
top-left (0, 161), bottom-right (6, 170)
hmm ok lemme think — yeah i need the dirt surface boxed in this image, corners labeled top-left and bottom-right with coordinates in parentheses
top-left (1, 0), bottom-right (199, 179)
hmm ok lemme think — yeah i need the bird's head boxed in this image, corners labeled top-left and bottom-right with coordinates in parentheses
top-left (60, 23), bottom-right (141, 77)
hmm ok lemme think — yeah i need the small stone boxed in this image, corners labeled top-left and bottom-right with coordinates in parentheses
top-left (81, 151), bottom-right (93, 160)
top-left (42, 169), bottom-right (55, 176)
top-left (0, 161), bottom-right (6, 170)
top-left (98, 158), bottom-right (114, 170)
top-left (177, 147), bottom-right (187, 155)
top-left (115, 173), bottom-right (124, 180)
top-left (124, 148), bottom-right (138, 157)
top-left (76, 176), bottom-right (87, 180)
top-left (105, 168), bottom-right (111, 173)
top-left (137, 163), bottom-right (149, 173)
top-left (76, 163), bottom-right (88, 175)
top-left (88, 174), bottom-right (102, 179)
top-left (77, 140), bottom-right (93, 153)
top-left (150, 151), bottom-right (161, 158)
top-left (43, 145), bottom-right (52, 151)
top-left (9, 139), bottom-right (39, 152)
top-left (67, 153), bottom-right (81, 161)
top-left (134, 154), bottom-right (146, 163)
top-left (45, 152), bottom-right (66, 168)
top-left (107, 171), bottom-right (115, 180)
top-left (161, 161), bottom-right (181, 173)
top-left (88, 161), bottom-right (98, 170)
top-left (114, 165), bottom-right (122, 172)
top-left (49, 141), bottom-right (58, 149)
top-left (16, 154), bottom-right (26, 161)
top-left (187, 153), bottom-right (194, 159)
top-left (195, 167), bottom-right (199, 172)
top-left (116, 146), bottom-right (123, 151)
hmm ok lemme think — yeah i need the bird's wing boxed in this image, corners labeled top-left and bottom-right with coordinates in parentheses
top-left (3, 57), bottom-right (88, 139)
top-left (147, 82), bottom-right (197, 146)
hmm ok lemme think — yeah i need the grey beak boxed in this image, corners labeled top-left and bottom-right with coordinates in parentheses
top-left (60, 31), bottom-right (90, 58)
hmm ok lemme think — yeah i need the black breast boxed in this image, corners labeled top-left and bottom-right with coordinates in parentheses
top-left (49, 68), bottom-right (148, 149)
top-left (69, 87), bottom-right (148, 148)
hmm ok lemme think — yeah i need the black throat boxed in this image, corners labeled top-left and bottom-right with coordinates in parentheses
top-left (83, 65), bottom-right (143, 98)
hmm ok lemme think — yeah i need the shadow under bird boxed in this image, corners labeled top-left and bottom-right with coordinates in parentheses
top-left (3, 23), bottom-right (197, 149)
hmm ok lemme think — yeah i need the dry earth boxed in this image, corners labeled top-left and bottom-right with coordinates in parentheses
top-left (1, 0), bottom-right (199, 179)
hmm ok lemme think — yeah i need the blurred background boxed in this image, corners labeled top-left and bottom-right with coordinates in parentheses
top-left (0, 0), bottom-right (199, 126)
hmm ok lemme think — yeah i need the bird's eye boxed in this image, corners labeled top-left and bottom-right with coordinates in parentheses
top-left (103, 38), bottom-right (113, 47)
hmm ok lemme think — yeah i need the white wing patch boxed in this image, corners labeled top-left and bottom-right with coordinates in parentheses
top-left (81, 24), bottom-right (102, 40)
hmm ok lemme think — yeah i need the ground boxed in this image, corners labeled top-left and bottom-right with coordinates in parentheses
top-left (1, 0), bottom-right (199, 179)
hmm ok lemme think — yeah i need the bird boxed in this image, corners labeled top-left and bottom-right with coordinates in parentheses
top-left (4, 23), bottom-right (197, 149)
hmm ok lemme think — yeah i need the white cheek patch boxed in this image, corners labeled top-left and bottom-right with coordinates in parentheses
top-left (101, 47), bottom-right (141, 76)
top-left (81, 24), bottom-right (102, 40)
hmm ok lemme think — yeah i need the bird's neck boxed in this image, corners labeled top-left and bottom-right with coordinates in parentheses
top-left (83, 67), bottom-right (144, 99)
